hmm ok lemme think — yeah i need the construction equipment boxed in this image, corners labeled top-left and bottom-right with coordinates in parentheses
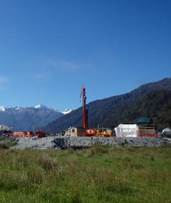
top-left (81, 86), bottom-right (88, 129)
top-left (81, 86), bottom-right (113, 137)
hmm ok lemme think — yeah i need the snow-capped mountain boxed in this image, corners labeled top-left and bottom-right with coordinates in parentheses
top-left (0, 105), bottom-right (63, 131)
top-left (34, 104), bottom-right (48, 109)
top-left (62, 109), bottom-right (72, 115)
top-left (0, 106), bottom-right (6, 112)
top-left (34, 104), bottom-right (42, 109)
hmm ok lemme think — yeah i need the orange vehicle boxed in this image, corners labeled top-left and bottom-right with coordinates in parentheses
top-left (85, 128), bottom-right (113, 137)
top-left (96, 128), bottom-right (113, 137)
top-left (12, 131), bottom-right (34, 138)
top-left (85, 129), bottom-right (97, 136)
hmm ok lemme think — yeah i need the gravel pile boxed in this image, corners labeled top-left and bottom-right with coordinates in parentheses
top-left (54, 136), bottom-right (171, 149)
top-left (12, 136), bottom-right (59, 150)
top-left (10, 136), bottom-right (171, 150)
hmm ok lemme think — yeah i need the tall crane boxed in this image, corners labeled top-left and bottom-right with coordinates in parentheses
top-left (81, 86), bottom-right (88, 129)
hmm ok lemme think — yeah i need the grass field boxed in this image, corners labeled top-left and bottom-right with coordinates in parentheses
top-left (0, 146), bottom-right (170, 203)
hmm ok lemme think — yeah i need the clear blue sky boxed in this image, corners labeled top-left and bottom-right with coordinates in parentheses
top-left (0, 0), bottom-right (171, 111)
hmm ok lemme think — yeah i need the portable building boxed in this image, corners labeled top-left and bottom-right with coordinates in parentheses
top-left (114, 124), bottom-right (139, 137)
top-left (138, 126), bottom-right (157, 137)
top-left (114, 124), bottom-right (157, 138)
top-left (64, 127), bottom-right (86, 137)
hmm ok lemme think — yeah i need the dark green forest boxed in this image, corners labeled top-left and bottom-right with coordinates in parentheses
top-left (46, 78), bottom-right (171, 133)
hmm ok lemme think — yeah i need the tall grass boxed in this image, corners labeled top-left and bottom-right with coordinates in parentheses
top-left (0, 147), bottom-right (170, 203)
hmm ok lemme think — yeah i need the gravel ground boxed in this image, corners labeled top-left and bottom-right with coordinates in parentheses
top-left (54, 136), bottom-right (171, 149)
top-left (11, 136), bottom-right (60, 150)
top-left (9, 136), bottom-right (171, 150)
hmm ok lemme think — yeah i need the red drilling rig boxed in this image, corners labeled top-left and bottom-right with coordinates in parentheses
top-left (80, 86), bottom-right (112, 137)
top-left (81, 86), bottom-right (88, 129)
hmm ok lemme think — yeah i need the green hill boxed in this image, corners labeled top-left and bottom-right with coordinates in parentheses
top-left (46, 78), bottom-right (171, 133)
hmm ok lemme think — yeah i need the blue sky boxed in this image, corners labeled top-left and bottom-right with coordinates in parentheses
top-left (0, 0), bottom-right (171, 111)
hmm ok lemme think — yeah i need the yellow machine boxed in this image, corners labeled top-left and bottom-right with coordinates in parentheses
top-left (96, 128), bottom-right (113, 137)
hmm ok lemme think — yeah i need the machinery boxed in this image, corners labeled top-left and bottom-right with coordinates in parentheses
top-left (64, 87), bottom-right (113, 137)
top-left (86, 128), bottom-right (113, 137)
top-left (81, 86), bottom-right (88, 129)
top-left (80, 86), bottom-right (113, 137)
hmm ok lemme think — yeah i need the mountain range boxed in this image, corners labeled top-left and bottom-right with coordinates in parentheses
top-left (0, 78), bottom-right (170, 132)
top-left (0, 105), bottom-right (63, 131)
top-left (45, 78), bottom-right (171, 133)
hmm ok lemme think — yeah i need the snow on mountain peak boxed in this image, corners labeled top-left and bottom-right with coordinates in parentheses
top-left (0, 104), bottom-right (61, 113)
top-left (62, 109), bottom-right (72, 115)
top-left (0, 106), bottom-right (5, 112)
top-left (34, 104), bottom-right (44, 109)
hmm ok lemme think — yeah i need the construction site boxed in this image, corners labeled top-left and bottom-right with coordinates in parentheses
top-left (63, 87), bottom-right (158, 138)
top-left (0, 87), bottom-right (170, 150)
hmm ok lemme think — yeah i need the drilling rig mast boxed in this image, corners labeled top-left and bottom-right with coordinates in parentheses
top-left (81, 86), bottom-right (88, 129)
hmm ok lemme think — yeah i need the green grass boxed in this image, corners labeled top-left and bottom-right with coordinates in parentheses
top-left (0, 137), bottom-right (17, 149)
top-left (0, 146), bottom-right (171, 203)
